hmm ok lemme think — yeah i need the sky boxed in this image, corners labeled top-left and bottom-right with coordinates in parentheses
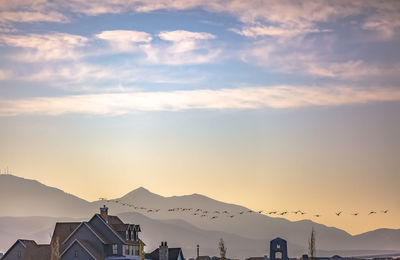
top-left (0, 0), bottom-right (400, 235)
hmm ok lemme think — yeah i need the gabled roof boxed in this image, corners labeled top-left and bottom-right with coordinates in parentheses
top-left (146, 248), bottom-right (184, 260)
top-left (2, 240), bottom-right (50, 260)
top-left (51, 222), bottom-right (81, 244)
top-left (60, 239), bottom-right (102, 260)
top-left (62, 222), bottom-right (109, 245)
top-left (195, 256), bottom-right (212, 260)
top-left (90, 214), bottom-right (141, 245)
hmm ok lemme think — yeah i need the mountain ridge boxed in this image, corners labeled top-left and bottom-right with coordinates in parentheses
top-left (1, 174), bottom-right (399, 257)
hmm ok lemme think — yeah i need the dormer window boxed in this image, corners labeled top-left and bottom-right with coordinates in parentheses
top-left (131, 231), bottom-right (134, 241)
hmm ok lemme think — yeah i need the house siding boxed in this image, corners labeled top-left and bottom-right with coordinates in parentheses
top-left (89, 216), bottom-right (125, 256)
top-left (2, 242), bottom-right (26, 260)
top-left (62, 242), bottom-right (95, 260)
top-left (63, 224), bottom-right (105, 258)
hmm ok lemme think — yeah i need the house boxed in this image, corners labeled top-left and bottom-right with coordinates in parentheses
top-left (146, 242), bottom-right (184, 260)
top-left (145, 242), bottom-right (184, 260)
top-left (2, 206), bottom-right (144, 260)
top-left (1, 240), bottom-right (50, 260)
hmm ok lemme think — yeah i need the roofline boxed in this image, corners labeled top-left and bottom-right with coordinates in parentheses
top-left (2, 240), bottom-right (32, 259)
top-left (62, 222), bottom-right (106, 245)
top-left (90, 214), bottom-right (126, 243)
top-left (60, 239), bottom-right (98, 260)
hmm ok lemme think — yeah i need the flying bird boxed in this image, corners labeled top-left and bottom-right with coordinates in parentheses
top-left (280, 211), bottom-right (288, 215)
top-left (368, 211), bottom-right (377, 215)
top-left (258, 210), bottom-right (263, 214)
top-left (229, 215), bottom-right (235, 218)
top-left (211, 216), bottom-right (218, 220)
top-left (335, 211), bottom-right (342, 216)
top-left (382, 210), bottom-right (389, 213)
top-left (314, 214), bottom-right (321, 217)
top-left (351, 213), bottom-right (359, 216)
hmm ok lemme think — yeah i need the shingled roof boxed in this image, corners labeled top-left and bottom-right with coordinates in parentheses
top-left (146, 248), bottom-right (184, 260)
top-left (2, 240), bottom-right (50, 260)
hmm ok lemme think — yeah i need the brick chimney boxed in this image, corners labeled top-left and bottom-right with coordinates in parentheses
top-left (159, 242), bottom-right (168, 260)
top-left (100, 205), bottom-right (108, 223)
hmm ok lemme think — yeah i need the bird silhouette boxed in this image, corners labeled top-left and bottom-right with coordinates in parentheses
top-left (239, 211), bottom-right (245, 215)
top-left (268, 211), bottom-right (277, 214)
top-left (382, 210), bottom-right (389, 213)
top-left (229, 215), bottom-right (235, 218)
top-left (211, 216), bottom-right (218, 219)
top-left (280, 211), bottom-right (288, 215)
top-left (258, 210), bottom-right (263, 214)
top-left (314, 214), bottom-right (321, 217)
top-left (369, 211), bottom-right (377, 215)
top-left (351, 213), bottom-right (359, 216)
top-left (335, 211), bottom-right (342, 216)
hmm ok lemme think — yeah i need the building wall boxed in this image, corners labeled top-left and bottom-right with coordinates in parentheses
top-left (61, 242), bottom-right (94, 260)
top-left (2, 242), bottom-right (26, 260)
top-left (89, 216), bottom-right (124, 256)
top-left (63, 224), bottom-right (104, 258)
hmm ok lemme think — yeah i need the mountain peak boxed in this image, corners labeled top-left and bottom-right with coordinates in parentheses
top-left (120, 186), bottom-right (164, 201)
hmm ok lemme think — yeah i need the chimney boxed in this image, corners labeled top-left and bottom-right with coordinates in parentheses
top-left (159, 241), bottom-right (168, 260)
top-left (100, 205), bottom-right (108, 223)
top-left (197, 244), bottom-right (199, 258)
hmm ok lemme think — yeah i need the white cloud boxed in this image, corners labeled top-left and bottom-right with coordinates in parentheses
top-left (0, 33), bottom-right (88, 61)
top-left (96, 30), bottom-right (152, 52)
top-left (232, 25), bottom-right (321, 38)
top-left (0, 69), bottom-right (12, 80)
top-left (362, 12), bottom-right (400, 39)
top-left (1, 85), bottom-right (400, 116)
top-left (0, 11), bottom-right (69, 23)
top-left (140, 30), bottom-right (219, 65)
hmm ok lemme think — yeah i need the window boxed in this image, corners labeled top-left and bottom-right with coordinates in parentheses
top-left (131, 231), bottom-right (134, 241)
top-left (125, 245), bottom-right (129, 255)
top-left (74, 250), bottom-right (78, 257)
top-left (112, 244), bottom-right (118, 255)
top-left (126, 230), bottom-right (129, 240)
top-left (17, 251), bottom-right (21, 258)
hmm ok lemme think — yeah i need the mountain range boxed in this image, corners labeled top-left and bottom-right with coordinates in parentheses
top-left (0, 174), bottom-right (399, 259)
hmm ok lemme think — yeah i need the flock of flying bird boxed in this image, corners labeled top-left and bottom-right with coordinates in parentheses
top-left (99, 198), bottom-right (389, 220)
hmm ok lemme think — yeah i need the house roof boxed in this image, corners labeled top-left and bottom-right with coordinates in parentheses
top-left (3, 240), bottom-right (50, 260)
top-left (51, 222), bottom-right (81, 245)
top-left (92, 214), bottom-right (141, 245)
top-left (146, 248), bottom-right (184, 260)
top-left (195, 256), bottom-right (212, 260)
top-left (60, 239), bottom-right (102, 260)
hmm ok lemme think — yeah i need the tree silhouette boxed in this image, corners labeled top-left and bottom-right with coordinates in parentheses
top-left (51, 236), bottom-right (60, 260)
top-left (308, 227), bottom-right (316, 260)
top-left (219, 238), bottom-right (227, 260)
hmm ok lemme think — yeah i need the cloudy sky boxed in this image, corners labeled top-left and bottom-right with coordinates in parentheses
top-left (0, 0), bottom-right (400, 234)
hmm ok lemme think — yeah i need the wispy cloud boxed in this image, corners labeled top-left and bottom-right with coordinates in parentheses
top-left (96, 30), bottom-right (152, 52)
top-left (231, 25), bottom-right (321, 38)
top-left (0, 11), bottom-right (69, 23)
top-left (140, 30), bottom-right (220, 65)
top-left (0, 69), bottom-right (12, 80)
top-left (1, 85), bottom-right (400, 116)
top-left (0, 33), bottom-right (87, 61)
